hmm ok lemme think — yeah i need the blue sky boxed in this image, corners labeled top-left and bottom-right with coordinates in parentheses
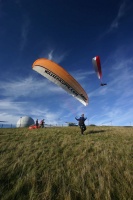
top-left (0, 0), bottom-right (133, 126)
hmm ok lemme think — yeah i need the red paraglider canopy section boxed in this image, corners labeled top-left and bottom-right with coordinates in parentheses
top-left (28, 125), bottom-right (40, 130)
top-left (92, 55), bottom-right (107, 86)
top-left (92, 56), bottom-right (102, 79)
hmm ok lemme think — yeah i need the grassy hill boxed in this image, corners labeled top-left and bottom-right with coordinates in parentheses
top-left (0, 126), bottom-right (132, 200)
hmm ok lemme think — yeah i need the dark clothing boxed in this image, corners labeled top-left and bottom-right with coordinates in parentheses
top-left (101, 83), bottom-right (107, 86)
top-left (75, 117), bottom-right (87, 125)
top-left (75, 116), bottom-right (87, 134)
top-left (40, 120), bottom-right (45, 128)
top-left (36, 120), bottom-right (39, 128)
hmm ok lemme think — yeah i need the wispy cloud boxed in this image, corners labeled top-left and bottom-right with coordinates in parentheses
top-left (0, 100), bottom-right (28, 123)
top-left (40, 47), bottom-right (69, 64)
top-left (71, 69), bottom-right (94, 81)
top-left (0, 75), bottom-right (78, 124)
top-left (109, 1), bottom-right (127, 31)
top-left (89, 52), bottom-right (133, 126)
top-left (1, 46), bottom-right (133, 126)
top-left (0, 99), bottom-right (65, 125)
top-left (20, 14), bottom-right (30, 51)
top-left (48, 50), bottom-right (54, 60)
top-left (101, 0), bottom-right (131, 37)
top-left (14, 0), bottom-right (30, 51)
top-left (0, 76), bottom-right (64, 99)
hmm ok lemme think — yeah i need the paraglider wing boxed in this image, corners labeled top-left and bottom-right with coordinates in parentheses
top-left (92, 56), bottom-right (102, 80)
top-left (32, 58), bottom-right (88, 106)
top-left (92, 56), bottom-right (107, 86)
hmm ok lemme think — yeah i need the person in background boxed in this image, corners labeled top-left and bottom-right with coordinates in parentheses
top-left (75, 114), bottom-right (87, 134)
top-left (40, 119), bottom-right (45, 128)
top-left (36, 119), bottom-right (39, 128)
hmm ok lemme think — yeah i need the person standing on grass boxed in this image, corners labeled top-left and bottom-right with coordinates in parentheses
top-left (75, 114), bottom-right (87, 134)
top-left (40, 119), bottom-right (45, 128)
top-left (42, 119), bottom-right (45, 128)
top-left (36, 119), bottom-right (39, 128)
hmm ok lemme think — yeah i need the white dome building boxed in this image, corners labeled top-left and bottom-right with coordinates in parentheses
top-left (16, 116), bottom-right (35, 128)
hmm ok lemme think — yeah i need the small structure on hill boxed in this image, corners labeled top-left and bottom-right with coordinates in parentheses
top-left (16, 116), bottom-right (34, 128)
top-left (66, 122), bottom-right (78, 126)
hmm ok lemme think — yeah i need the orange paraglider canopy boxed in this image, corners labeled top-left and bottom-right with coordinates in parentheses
top-left (32, 58), bottom-right (88, 106)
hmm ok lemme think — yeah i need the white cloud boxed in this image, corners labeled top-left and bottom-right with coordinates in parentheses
top-left (0, 97), bottom-right (67, 125)
top-left (14, 0), bottom-right (30, 52)
top-left (0, 112), bottom-right (20, 125)
top-left (0, 73), bottom-right (86, 124)
top-left (0, 100), bottom-right (27, 124)
top-left (0, 76), bottom-right (64, 99)
top-left (48, 50), bottom-right (54, 60)
top-left (71, 69), bottom-right (94, 81)
top-left (86, 49), bottom-right (133, 126)
top-left (101, 0), bottom-right (132, 37)
top-left (1, 46), bottom-right (133, 126)
top-left (110, 1), bottom-right (126, 30)
top-left (0, 103), bottom-right (65, 126)
top-left (40, 48), bottom-right (69, 64)
top-left (20, 14), bottom-right (30, 51)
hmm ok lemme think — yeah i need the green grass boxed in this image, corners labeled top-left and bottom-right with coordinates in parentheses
top-left (0, 126), bottom-right (132, 200)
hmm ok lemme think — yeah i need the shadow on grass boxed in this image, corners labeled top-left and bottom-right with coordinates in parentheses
top-left (87, 130), bottom-right (106, 134)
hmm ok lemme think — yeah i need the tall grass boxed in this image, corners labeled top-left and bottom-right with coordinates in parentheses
top-left (0, 126), bottom-right (132, 200)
